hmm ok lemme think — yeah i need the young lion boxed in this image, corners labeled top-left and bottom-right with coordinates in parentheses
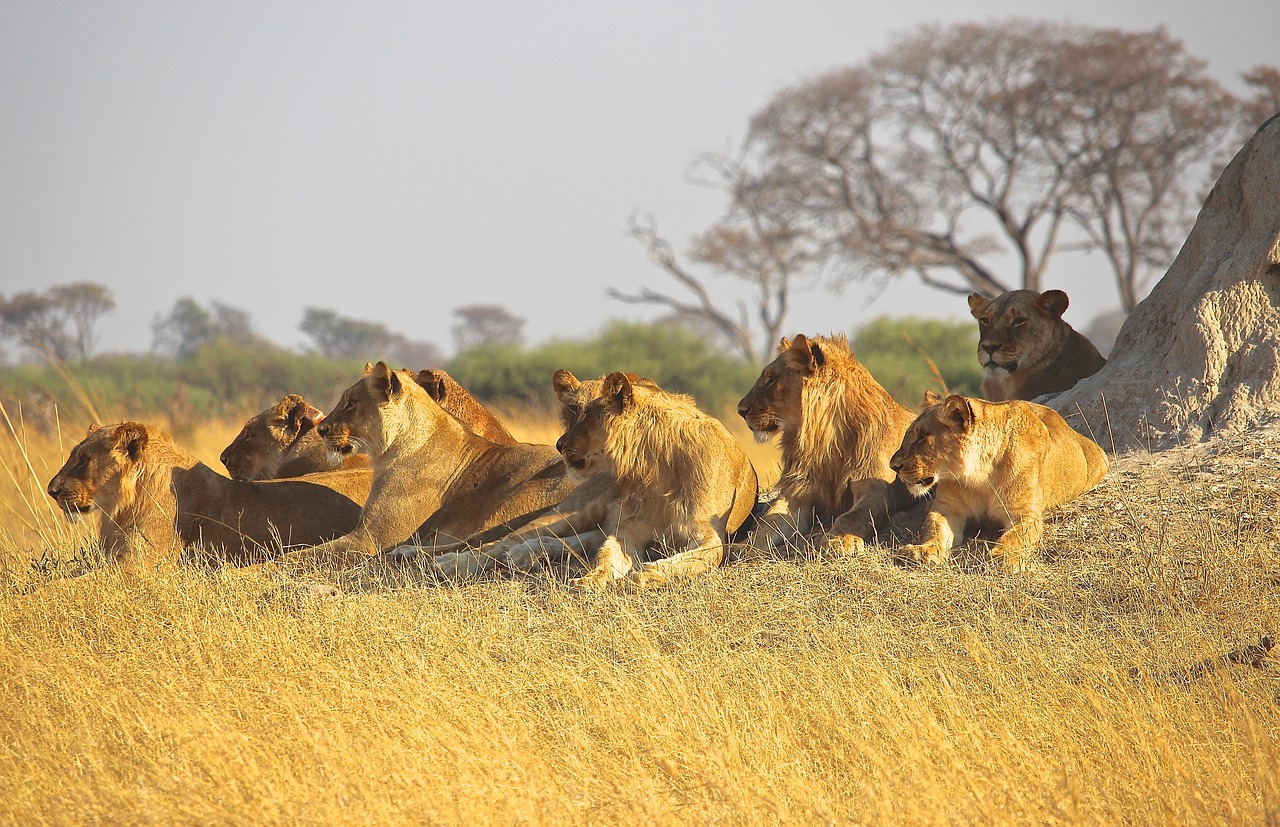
top-left (221, 371), bottom-right (513, 481)
top-left (284, 362), bottom-right (578, 569)
top-left (47, 422), bottom-right (369, 565)
top-left (968, 289), bottom-right (1106, 402)
top-left (737, 333), bottom-right (920, 555)
top-left (556, 372), bottom-right (758, 588)
top-left (889, 392), bottom-right (1109, 569)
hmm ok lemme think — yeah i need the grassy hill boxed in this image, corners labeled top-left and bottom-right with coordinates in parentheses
top-left (0, 412), bottom-right (1276, 825)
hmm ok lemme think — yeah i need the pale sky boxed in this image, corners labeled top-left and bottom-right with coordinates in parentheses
top-left (2, 1), bottom-right (1276, 359)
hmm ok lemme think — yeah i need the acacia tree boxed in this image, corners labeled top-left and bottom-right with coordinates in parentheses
top-left (621, 21), bottom-right (1263, 325)
top-left (153, 298), bottom-right (263, 359)
top-left (0, 282), bottom-right (115, 361)
top-left (451, 304), bottom-right (525, 352)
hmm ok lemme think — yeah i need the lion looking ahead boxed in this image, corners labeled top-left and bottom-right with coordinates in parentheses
top-left (737, 333), bottom-right (921, 555)
top-left (283, 361), bottom-right (577, 569)
top-left (220, 370), bottom-right (514, 481)
top-left (47, 422), bottom-right (368, 566)
top-left (968, 289), bottom-right (1106, 402)
top-left (555, 372), bottom-right (757, 588)
top-left (890, 392), bottom-right (1109, 569)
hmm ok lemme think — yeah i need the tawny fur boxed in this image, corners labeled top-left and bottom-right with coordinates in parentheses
top-left (890, 393), bottom-right (1109, 569)
top-left (737, 333), bottom-right (920, 554)
top-left (558, 372), bottom-right (757, 588)
top-left (284, 362), bottom-right (578, 569)
top-left (968, 289), bottom-right (1106, 402)
top-left (48, 422), bottom-right (369, 566)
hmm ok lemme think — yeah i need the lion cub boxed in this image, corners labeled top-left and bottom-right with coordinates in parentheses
top-left (968, 289), bottom-right (1106, 402)
top-left (555, 372), bottom-right (758, 588)
top-left (889, 392), bottom-right (1109, 569)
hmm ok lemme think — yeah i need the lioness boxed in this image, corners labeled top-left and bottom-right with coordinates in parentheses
top-left (557, 372), bottom-right (758, 588)
top-left (889, 392), bottom-right (1109, 569)
top-left (737, 333), bottom-right (920, 554)
top-left (284, 362), bottom-right (578, 568)
top-left (968, 289), bottom-right (1106, 402)
top-left (221, 371), bottom-right (514, 481)
top-left (47, 422), bottom-right (369, 565)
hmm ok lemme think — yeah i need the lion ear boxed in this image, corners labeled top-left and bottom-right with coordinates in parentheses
top-left (921, 390), bottom-right (944, 408)
top-left (777, 337), bottom-right (791, 354)
top-left (115, 422), bottom-right (149, 461)
top-left (87, 423), bottom-right (101, 435)
top-left (940, 395), bottom-right (975, 429)
top-left (551, 369), bottom-right (580, 398)
top-left (602, 372), bottom-right (634, 411)
top-left (416, 370), bottom-right (448, 402)
top-left (967, 293), bottom-right (992, 318)
top-left (367, 361), bottom-right (396, 399)
top-left (1038, 290), bottom-right (1069, 318)
top-left (787, 334), bottom-right (825, 371)
top-left (283, 397), bottom-right (320, 433)
top-left (363, 362), bottom-right (375, 375)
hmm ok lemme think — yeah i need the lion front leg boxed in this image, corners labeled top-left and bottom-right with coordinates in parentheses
top-left (746, 494), bottom-right (812, 557)
top-left (282, 530), bottom-right (377, 571)
top-left (987, 512), bottom-right (1044, 571)
top-left (823, 478), bottom-right (896, 556)
top-left (895, 508), bottom-right (964, 567)
top-left (633, 528), bottom-right (725, 589)
top-left (571, 535), bottom-right (639, 589)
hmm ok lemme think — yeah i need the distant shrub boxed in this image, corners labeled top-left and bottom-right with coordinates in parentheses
top-left (852, 316), bottom-right (982, 406)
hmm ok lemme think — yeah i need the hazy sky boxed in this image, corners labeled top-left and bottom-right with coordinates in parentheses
top-left (2, 1), bottom-right (1276, 358)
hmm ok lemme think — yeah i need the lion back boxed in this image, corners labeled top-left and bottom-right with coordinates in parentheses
top-left (1032, 404), bottom-right (1109, 507)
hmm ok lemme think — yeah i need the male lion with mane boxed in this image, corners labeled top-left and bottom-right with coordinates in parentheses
top-left (221, 370), bottom-right (513, 481)
top-left (47, 422), bottom-right (368, 566)
top-left (556, 372), bottom-right (757, 589)
top-left (737, 333), bottom-right (921, 555)
top-left (890, 392), bottom-right (1109, 569)
top-left (284, 362), bottom-right (578, 569)
top-left (968, 289), bottom-right (1106, 402)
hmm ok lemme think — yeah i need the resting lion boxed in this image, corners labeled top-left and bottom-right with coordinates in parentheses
top-left (284, 362), bottom-right (578, 568)
top-left (47, 422), bottom-right (369, 565)
top-left (221, 370), bottom-right (513, 481)
top-left (889, 392), bottom-right (1109, 569)
top-left (557, 372), bottom-right (758, 588)
top-left (737, 333), bottom-right (921, 555)
top-left (968, 289), bottom-right (1106, 402)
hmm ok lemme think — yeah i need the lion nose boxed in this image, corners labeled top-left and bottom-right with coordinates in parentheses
top-left (47, 480), bottom-right (61, 499)
top-left (889, 455), bottom-right (902, 473)
top-left (980, 341), bottom-right (999, 355)
top-left (736, 403), bottom-right (749, 419)
top-left (554, 435), bottom-right (566, 453)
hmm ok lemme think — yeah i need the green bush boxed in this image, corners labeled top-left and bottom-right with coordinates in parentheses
top-left (852, 316), bottom-right (982, 406)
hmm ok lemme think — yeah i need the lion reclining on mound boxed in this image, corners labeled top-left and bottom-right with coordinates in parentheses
top-left (556, 372), bottom-right (758, 589)
top-left (47, 422), bottom-right (370, 566)
top-left (968, 289), bottom-right (1106, 402)
top-left (737, 333), bottom-right (923, 555)
top-left (283, 362), bottom-right (578, 569)
top-left (221, 370), bottom-right (515, 481)
top-left (890, 392), bottom-right (1109, 569)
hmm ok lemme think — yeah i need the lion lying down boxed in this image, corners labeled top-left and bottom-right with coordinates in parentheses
top-left (220, 369), bottom-right (515, 481)
top-left (47, 422), bottom-right (371, 566)
top-left (282, 362), bottom-right (578, 569)
top-left (890, 393), bottom-right (1109, 569)
top-left (555, 372), bottom-right (758, 589)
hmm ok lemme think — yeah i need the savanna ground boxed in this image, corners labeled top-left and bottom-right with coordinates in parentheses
top-left (0, 400), bottom-right (1277, 826)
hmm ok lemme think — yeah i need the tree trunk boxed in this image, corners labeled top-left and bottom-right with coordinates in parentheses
top-left (1050, 115), bottom-right (1280, 452)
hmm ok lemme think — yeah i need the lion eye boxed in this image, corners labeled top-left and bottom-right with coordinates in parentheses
top-left (1011, 318), bottom-right (1026, 328)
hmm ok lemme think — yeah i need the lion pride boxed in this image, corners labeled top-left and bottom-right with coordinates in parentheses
top-left (737, 333), bottom-right (921, 554)
top-left (968, 289), bottom-right (1106, 402)
top-left (47, 422), bottom-right (368, 565)
top-left (556, 372), bottom-right (757, 588)
top-left (890, 392), bottom-right (1109, 569)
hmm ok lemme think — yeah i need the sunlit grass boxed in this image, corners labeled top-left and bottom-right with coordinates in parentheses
top-left (1, 402), bottom-right (1277, 825)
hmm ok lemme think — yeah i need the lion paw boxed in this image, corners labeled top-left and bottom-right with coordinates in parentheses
top-left (822, 533), bottom-right (864, 557)
top-left (894, 543), bottom-right (946, 567)
top-left (432, 551), bottom-right (483, 581)
top-left (571, 567), bottom-right (619, 590)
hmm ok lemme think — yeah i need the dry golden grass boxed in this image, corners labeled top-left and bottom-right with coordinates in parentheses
top-left (1, 404), bottom-right (1277, 825)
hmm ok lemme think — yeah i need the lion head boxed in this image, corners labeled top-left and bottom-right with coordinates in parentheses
top-left (47, 422), bottom-right (150, 521)
top-left (890, 392), bottom-right (974, 498)
top-left (554, 372), bottom-right (633, 477)
top-left (736, 335), bottom-right (826, 442)
top-left (221, 394), bottom-right (324, 481)
top-left (415, 369), bottom-right (516, 446)
top-left (316, 361), bottom-right (417, 460)
top-left (968, 289), bottom-right (1074, 373)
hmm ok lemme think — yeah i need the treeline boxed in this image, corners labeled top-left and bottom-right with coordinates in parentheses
top-left (0, 317), bottom-right (981, 429)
